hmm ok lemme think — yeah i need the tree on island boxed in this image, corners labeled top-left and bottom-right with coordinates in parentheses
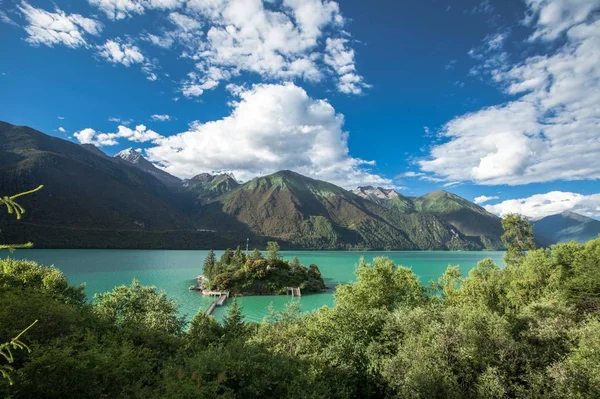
top-left (501, 213), bottom-right (535, 264)
top-left (267, 241), bottom-right (282, 262)
top-left (203, 250), bottom-right (217, 280)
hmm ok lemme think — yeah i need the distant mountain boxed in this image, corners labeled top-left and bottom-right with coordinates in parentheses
top-left (352, 186), bottom-right (415, 212)
top-left (81, 143), bottom-right (111, 159)
top-left (196, 170), bottom-right (483, 250)
top-left (533, 211), bottom-right (600, 244)
top-left (353, 187), bottom-right (504, 249)
top-left (182, 172), bottom-right (239, 204)
top-left (0, 122), bottom-right (239, 249)
top-left (5, 121), bottom-right (573, 250)
top-left (114, 148), bottom-right (181, 187)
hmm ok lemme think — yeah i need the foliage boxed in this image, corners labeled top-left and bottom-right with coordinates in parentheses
top-left (205, 245), bottom-right (326, 295)
top-left (2, 236), bottom-right (600, 398)
top-left (502, 213), bottom-right (536, 264)
top-left (93, 279), bottom-right (186, 335)
top-left (0, 321), bottom-right (37, 385)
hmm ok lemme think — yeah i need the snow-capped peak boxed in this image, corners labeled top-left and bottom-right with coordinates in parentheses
top-left (115, 148), bottom-right (142, 164)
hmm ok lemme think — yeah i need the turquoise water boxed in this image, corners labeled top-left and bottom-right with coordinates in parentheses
top-left (7, 250), bottom-right (505, 323)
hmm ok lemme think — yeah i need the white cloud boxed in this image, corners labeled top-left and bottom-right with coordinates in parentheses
top-left (484, 191), bottom-right (600, 219)
top-left (74, 124), bottom-right (163, 146)
top-left (151, 114), bottom-right (171, 121)
top-left (324, 38), bottom-right (370, 94)
top-left (58, 116), bottom-right (65, 120)
top-left (17, 1), bottom-right (102, 48)
top-left (58, 127), bottom-right (66, 133)
top-left (87, 0), bottom-right (182, 20)
top-left (420, 1), bottom-right (600, 186)
top-left (97, 39), bottom-right (145, 66)
top-left (144, 83), bottom-right (388, 188)
top-left (474, 195), bottom-right (499, 204)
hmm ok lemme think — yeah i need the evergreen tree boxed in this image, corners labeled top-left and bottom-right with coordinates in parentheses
top-left (249, 248), bottom-right (263, 260)
top-left (220, 248), bottom-right (234, 264)
top-left (222, 299), bottom-right (246, 340)
top-left (501, 213), bottom-right (535, 264)
top-left (290, 256), bottom-right (301, 270)
top-left (266, 241), bottom-right (281, 263)
top-left (203, 250), bottom-right (216, 280)
top-left (232, 246), bottom-right (246, 267)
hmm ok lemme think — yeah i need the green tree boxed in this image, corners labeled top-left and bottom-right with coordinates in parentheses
top-left (203, 250), bottom-right (216, 280)
top-left (93, 279), bottom-right (185, 335)
top-left (501, 213), bottom-right (535, 264)
top-left (222, 299), bottom-right (247, 341)
top-left (290, 256), bottom-right (301, 270)
top-left (266, 241), bottom-right (281, 263)
top-left (249, 248), bottom-right (263, 260)
top-left (220, 248), bottom-right (234, 264)
top-left (186, 310), bottom-right (222, 348)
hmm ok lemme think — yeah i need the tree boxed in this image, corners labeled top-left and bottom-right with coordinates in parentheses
top-left (290, 256), bottom-right (301, 270)
top-left (220, 248), bottom-right (234, 264)
top-left (266, 241), bottom-right (281, 263)
top-left (249, 248), bottom-right (263, 260)
top-left (93, 279), bottom-right (185, 335)
top-left (203, 250), bottom-right (216, 280)
top-left (501, 213), bottom-right (535, 264)
top-left (0, 321), bottom-right (37, 385)
top-left (222, 299), bottom-right (247, 340)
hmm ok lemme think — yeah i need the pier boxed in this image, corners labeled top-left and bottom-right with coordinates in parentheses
top-left (205, 291), bottom-right (230, 316)
top-left (287, 287), bottom-right (301, 297)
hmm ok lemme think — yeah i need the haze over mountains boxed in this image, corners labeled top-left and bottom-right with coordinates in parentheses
top-left (0, 122), bottom-right (596, 249)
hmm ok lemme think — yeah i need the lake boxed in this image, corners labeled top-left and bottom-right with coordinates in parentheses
top-left (7, 250), bottom-right (505, 323)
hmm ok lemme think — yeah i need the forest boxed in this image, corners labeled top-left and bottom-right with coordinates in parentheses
top-left (1, 230), bottom-right (599, 397)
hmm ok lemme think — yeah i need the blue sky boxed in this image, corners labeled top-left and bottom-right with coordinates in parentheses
top-left (1, 0), bottom-right (599, 218)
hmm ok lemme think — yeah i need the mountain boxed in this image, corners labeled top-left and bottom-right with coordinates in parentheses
top-left (114, 148), bottom-right (181, 187)
top-left (353, 187), bottom-right (504, 249)
top-left (411, 190), bottom-right (504, 248)
top-left (182, 172), bottom-right (239, 204)
top-left (0, 121), bottom-right (531, 250)
top-left (81, 143), bottom-right (111, 159)
top-left (533, 211), bottom-right (600, 244)
top-left (195, 170), bottom-right (483, 250)
top-left (352, 186), bottom-right (415, 212)
top-left (0, 122), bottom-right (239, 249)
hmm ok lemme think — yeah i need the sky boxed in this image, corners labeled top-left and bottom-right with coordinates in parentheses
top-left (1, 0), bottom-right (599, 219)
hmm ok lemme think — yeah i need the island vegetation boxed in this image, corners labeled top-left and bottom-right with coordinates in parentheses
top-left (202, 241), bottom-right (326, 295)
top-left (0, 212), bottom-right (599, 398)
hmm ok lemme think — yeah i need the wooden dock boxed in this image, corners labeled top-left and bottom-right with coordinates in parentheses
top-left (205, 291), bottom-right (230, 316)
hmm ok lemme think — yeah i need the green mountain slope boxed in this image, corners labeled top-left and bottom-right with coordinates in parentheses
top-left (533, 211), bottom-right (600, 244)
top-left (182, 172), bottom-right (240, 204)
top-left (197, 171), bottom-right (482, 250)
top-left (411, 190), bottom-right (504, 249)
top-left (0, 122), bottom-right (238, 249)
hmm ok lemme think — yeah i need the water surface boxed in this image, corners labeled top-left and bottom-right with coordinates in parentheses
top-left (8, 250), bottom-right (505, 322)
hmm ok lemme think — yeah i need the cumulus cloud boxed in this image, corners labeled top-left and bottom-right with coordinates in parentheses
top-left (474, 195), bottom-right (499, 204)
top-left (121, 0), bottom-right (366, 96)
top-left (420, 0), bottom-right (600, 186)
top-left (87, 0), bottom-right (181, 20)
top-left (324, 38), bottom-right (370, 94)
top-left (97, 39), bottom-right (145, 66)
top-left (74, 124), bottom-right (163, 146)
top-left (484, 191), bottom-right (600, 219)
top-left (17, 1), bottom-right (102, 48)
top-left (58, 127), bottom-right (66, 133)
top-left (151, 114), bottom-right (171, 121)
top-left (144, 83), bottom-right (388, 188)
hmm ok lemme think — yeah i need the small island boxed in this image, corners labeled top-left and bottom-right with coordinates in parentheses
top-left (195, 241), bottom-right (326, 296)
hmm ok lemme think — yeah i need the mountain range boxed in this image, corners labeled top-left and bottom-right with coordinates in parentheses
top-left (1, 121), bottom-right (597, 249)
